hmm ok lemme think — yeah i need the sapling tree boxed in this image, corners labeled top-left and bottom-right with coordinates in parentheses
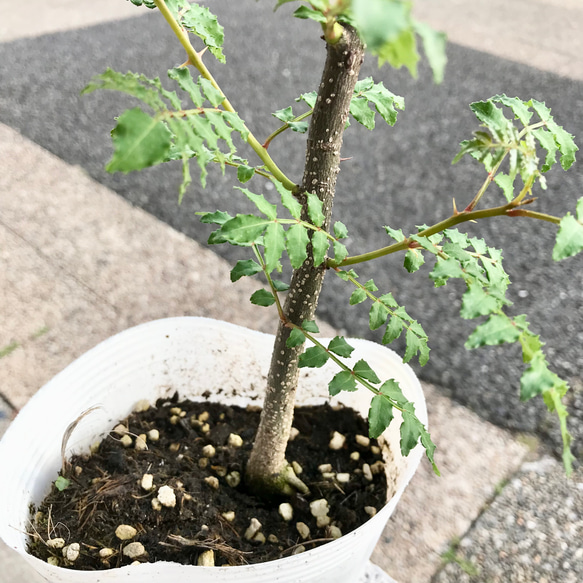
top-left (84, 0), bottom-right (581, 495)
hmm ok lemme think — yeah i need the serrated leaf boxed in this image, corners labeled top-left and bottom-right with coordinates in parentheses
top-left (361, 81), bottom-right (404, 126)
top-left (286, 224), bottom-right (309, 268)
top-left (520, 353), bottom-right (561, 401)
top-left (377, 28), bottom-right (419, 78)
top-left (181, 3), bottom-right (226, 63)
top-left (198, 210), bottom-right (232, 225)
top-left (272, 279), bottom-right (290, 292)
top-left (404, 327), bottom-right (430, 366)
top-left (286, 328), bottom-right (306, 348)
top-left (334, 221), bottom-right (348, 239)
top-left (352, 0), bottom-right (409, 52)
top-left (385, 225), bottom-right (406, 242)
top-left (383, 316), bottom-right (403, 344)
top-left (368, 395), bottom-right (394, 439)
top-left (306, 192), bottom-right (325, 227)
top-left (299, 345), bottom-right (329, 368)
top-left (250, 289), bottom-right (275, 307)
top-left (288, 121), bottom-right (309, 133)
top-left (430, 257), bottom-right (465, 286)
top-left (273, 106), bottom-right (295, 123)
top-left (400, 409), bottom-right (421, 456)
top-left (465, 314), bottom-right (520, 349)
top-left (364, 279), bottom-right (379, 292)
top-left (350, 97), bottom-right (375, 130)
top-left (296, 91), bottom-right (317, 109)
top-left (404, 249), bottom-right (424, 272)
top-left (328, 337), bottom-right (355, 358)
top-left (280, 187), bottom-right (303, 220)
top-left (353, 359), bottom-right (381, 384)
top-left (333, 240), bottom-right (348, 263)
top-left (329, 371), bottom-right (357, 396)
top-left (413, 20), bottom-right (447, 84)
top-left (460, 285), bottom-right (501, 319)
top-left (219, 214), bottom-right (270, 246)
top-left (494, 173), bottom-right (515, 202)
top-left (106, 108), bottom-right (172, 173)
top-left (369, 301), bottom-right (389, 331)
top-left (520, 332), bottom-right (543, 364)
top-left (264, 222), bottom-right (286, 272)
top-left (470, 100), bottom-right (510, 139)
top-left (312, 230), bottom-right (329, 267)
top-left (492, 94), bottom-right (533, 125)
top-left (238, 188), bottom-right (277, 219)
top-left (293, 5), bottom-right (326, 23)
top-left (302, 320), bottom-right (320, 333)
top-left (230, 259), bottom-right (262, 282)
top-left (552, 213), bottom-right (583, 261)
top-left (221, 111), bottom-right (249, 141)
top-left (379, 379), bottom-right (409, 406)
top-left (237, 164), bottom-right (255, 183)
top-left (350, 288), bottom-right (367, 305)
top-left (168, 67), bottom-right (202, 106)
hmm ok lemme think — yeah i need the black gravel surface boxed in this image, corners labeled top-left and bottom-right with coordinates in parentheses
top-left (1, 2), bottom-right (581, 459)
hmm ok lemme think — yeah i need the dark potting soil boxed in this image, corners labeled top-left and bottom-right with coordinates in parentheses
top-left (28, 396), bottom-right (390, 570)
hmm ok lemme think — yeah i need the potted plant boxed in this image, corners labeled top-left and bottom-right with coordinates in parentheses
top-left (0, 0), bottom-right (580, 581)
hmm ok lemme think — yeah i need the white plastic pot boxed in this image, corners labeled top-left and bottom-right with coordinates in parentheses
top-left (0, 317), bottom-right (426, 583)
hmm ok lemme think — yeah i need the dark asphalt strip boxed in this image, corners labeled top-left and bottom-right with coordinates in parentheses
top-left (1, 3), bottom-right (581, 458)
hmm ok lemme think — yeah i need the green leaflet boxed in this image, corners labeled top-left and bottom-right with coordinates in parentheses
top-left (301, 320), bottom-right (320, 333)
top-left (352, 0), bottom-right (409, 52)
top-left (413, 20), bottom-right (447, 84)
top-left (353, 359), bottom-right (381, 384)
top-left (250, 289), bottom-right (276, 307)
top-left (333, 240), bottom-right (348, 263)
top-left (306, 192), bottom-right (325, 227)
top-left (219, 214), bottom-right (271, 246)
top-left (377, 28), bottom-right (419, 78)
top-left (520, 352), bottom-right (561, 401)
top-left (350, 78), bottom-right (404, 130)
top-left (293, 5), bottom-right (327, 24)
top-left (278, 182), bottom-right (303, 219)
top-left (465, 314), bottom-right (521, 349)
top-left (237, 165), bottom-right (255, 183)
top-left (350, 288), bottom-right (367, 305)
top-left (106, 108), bottom-right (172, 173)
top-left (403, 327), bottom-right (430, 366)
top-left (368, 395), bottom-right (394, 439)
top-left (286, 224), bottom-right (310, 268)
top-left (230, 259), bottom-right (262, 282)
top-left (179, 2), bottom-right (226, 63)
top-left (369, 301), bottom-right (389, 331)
top-left (286, 328), bottom-right (306, 348)
top-left (239, 188), bottom-right (277, 219)
top-left (552, 207), bottom-right (583, 261)
top-left (399, 408), bottom-right (422, 456)
top-left (334, 221), bottom-right (348, 239)
top-left (460, 285), bottom-right (501, 319)
top-left (312, 230), bottom-right (330, 267)
top-left (379, 379), bottom-right (408, 407)
top-left (328, 336), bottom-right (355, 358)
top-left (299, 345), bottom-right (329, 368)
top-left (264, 222), bottom-right (286, 272)
top-left (404, 249), bottom-right (424, 272)
top-left (329, 371), bottom-right (357, 396)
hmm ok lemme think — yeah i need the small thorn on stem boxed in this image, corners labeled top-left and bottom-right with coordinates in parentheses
top-left (197, 46), bottom-right (209, 59)
top-left (339, 157), bottom-right (352, 162)
top-left (452, 198), bottom-right (459, 215)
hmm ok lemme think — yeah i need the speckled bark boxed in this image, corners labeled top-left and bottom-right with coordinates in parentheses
top-left (246, 26), bottom-right (365, 495)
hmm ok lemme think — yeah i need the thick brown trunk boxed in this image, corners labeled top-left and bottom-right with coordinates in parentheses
top-left (246, 26), bottom-right (365, 495)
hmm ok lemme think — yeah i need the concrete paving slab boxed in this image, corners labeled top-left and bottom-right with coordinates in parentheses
top-left (413, 0), bottom-right (583, 81)
top-left (433, 457), bottom-right (583, 583)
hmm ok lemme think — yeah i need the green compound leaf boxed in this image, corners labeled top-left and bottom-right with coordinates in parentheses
top-left (299, 345), bottom-right (330, 368)
top-left (230, 259), bottom-right (262, 282)
top-left (328, 336), bottom-right (355, 358)
top-left (312, 230), bottom-right (330, 267)
top-left (286, 223), bottom-right (310, 268)
top-left (552, 209), bottom-right (583, 261)
top-left (219, 214), bottom-right (271, 246)
top-left (353, 359), bottom-right (381, 384)
top-left (368, 395), bottom-right (394, 439)
top-left (286, 328), bottom-right (306, 348)
top-left (306, 192), bottom-right (325, 227)
top-left (250, 289), bottom-right (276, 307)
top-left (465, 314), bottom-right (521, 349)
top-left (106, 108), bottom-right (172, 173)
top-left (329, 371), bottom-right (358, 396)
top-left (264, 222), bottom-right (286, 273)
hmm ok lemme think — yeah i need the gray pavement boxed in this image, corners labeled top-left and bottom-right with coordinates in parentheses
top-left (1, 1), bottom-right (582, 582)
